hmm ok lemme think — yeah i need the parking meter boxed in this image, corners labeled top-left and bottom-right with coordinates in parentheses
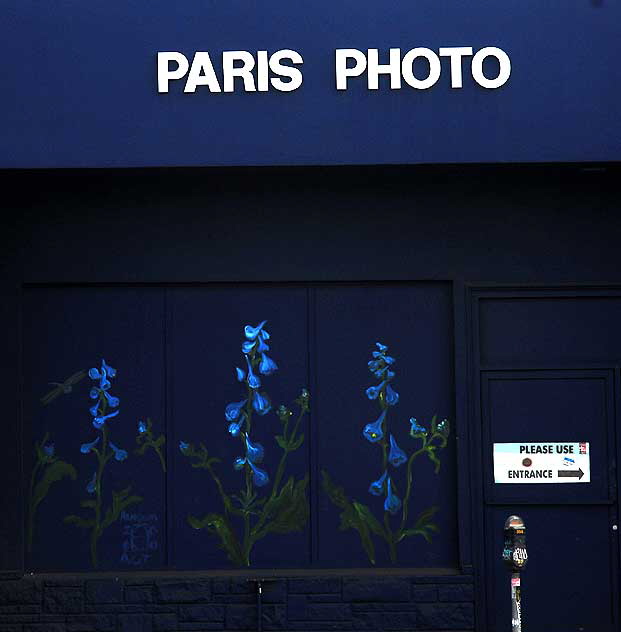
top-left (503, 515), bottom-right (527, 632)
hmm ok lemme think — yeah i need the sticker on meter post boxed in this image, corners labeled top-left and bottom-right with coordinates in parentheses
top-left (493, 442), bottom-right (590, 483)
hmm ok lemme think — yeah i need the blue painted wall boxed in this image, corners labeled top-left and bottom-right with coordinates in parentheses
top-left (3, 1), bottom-right (620, 166)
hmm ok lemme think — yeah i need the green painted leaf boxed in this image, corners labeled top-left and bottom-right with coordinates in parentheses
top-left (101, 487), bottom-right (142, 530)
top-left (190, 513), bottom-right (244, 566)
top-left (275, 435), bottom-right (288, 450)
top-left (322, 470), bottom-right (376, 564)
top-left (80, 500), bottom-right (97, 509)
top-left (353, 502), bottom-right (385, 538)
top-left (289, 433), bottom-right (304, 451)
top-left (64, 514), bottom-right (95, 529)
top-left (32, 460), bottom-right (77, 515)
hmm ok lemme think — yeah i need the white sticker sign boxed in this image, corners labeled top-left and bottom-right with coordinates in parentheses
top-left (494, 442), bottom-right (590, 483)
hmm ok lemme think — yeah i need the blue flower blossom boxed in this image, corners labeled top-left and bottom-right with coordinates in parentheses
top-left (245, 436), bottom-right (265, 463)
top-left (235, 367), bottom-right (246, 382)
top-left (233, 456), bottom-right (246, 470)
top-left (384, 478), bottom-right (401, 514)
top-left (86, 472), bottom-right (97, 494)
top-left (101, 360), bottom-right (116, 378)
top-left (368, 360), bottom-right (380, 372)
top-left (109, 441), bottom-right (128, 462)
top-left (252, 391), bottom-right (271, 416)
top-left (89, 388), bottom-right (99, 399)
top-left (257, 337), bottom-right (270, 353)
top-left (179, 440), bottom-right (189, 453)
top-left (244, 320), bottom-right (268, 341)
top-left (258, 353), bottom-right (278, 376)
top-left (138, 420), bottom-right (147, 434)
top-left (80, 436), bottom-right (100, 454)
top-left (89, 402), bottom-right (100, 417)
top-left (369, 470), bottom-right (387, 496)
top-left (376, 342), bottom-right (388, 353)
top-left (103, 391), bottom-right (119, 408)
top-left (43, 444), bottom-right (55, 458)
top-left (409, 417), bottom-right (427, 436)
top-left (363, 410), bottom-right (386, 442)
top-left (388, 434), bottom-right (407, 467)
top-left (384, 356), bottom-right (395, 365)
top-left (366, 381), bottom-right (386, 400)
top-left (92, 410), bottom-right (119, 429)
top-left (245, 355), bottom-right (261, 389)
top-left (225, 399), bottom-right (247, 422)
top-left (248, 461), bottom-right (269, 487)
top-left (228, 419), bottom-right (244, 437)
top-left (385, 384), bottom-right (399, 406)
top-left (242, 340), bottom-right (256, 354)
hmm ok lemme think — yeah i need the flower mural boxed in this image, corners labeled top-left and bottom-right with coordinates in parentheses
top-left (27, 433), bottom-right (76, 553)
top-left (65, 359), bottom-right (142, 568)
top-left (322, 342), bottom-right (450, 564)
top-left (135, 417), bottom-right (166, 472)
top-left (179, 320), bottom-right (310, 567)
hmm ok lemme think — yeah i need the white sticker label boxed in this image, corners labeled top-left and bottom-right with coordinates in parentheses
top-left (494, 442), bottom-right (590, 483)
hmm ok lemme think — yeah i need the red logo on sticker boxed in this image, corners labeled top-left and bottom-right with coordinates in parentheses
top-left (579, 443), bottom-right (587, 454)
top-left (511, 577), bottom-right (520, 587)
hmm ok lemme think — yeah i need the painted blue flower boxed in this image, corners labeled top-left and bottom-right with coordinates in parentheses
top-left (89, 402), bottom-right (100, 417)
top-left (384, 477), bottom-right (401, 514)
top-left (245, 436), bottom-right (264, 463)
top-left (89, 388), bottom-right (99, 399)
top-left (86, 472), bottom-right (97, 494)
top-left (373, 365), bottom-right (389, 379)
top-left (386, 370), bottom-right (395, 380)
top-left (225, 399), bottom-right (247, 422)
top-left (388, 434), bottom-right (407, 467)
top-left (80, 436), bottom-right (100, 454)
top-left (257, 337), bottom-right (270, 353)
top-left (368, 360), bottom-right (380, 372)
top-left (235, 367), bottom-right (245, 382)
top-left (245, 355), bottom-right (261, 389)
top-left (366, 381), bottom-right (386, 400)
top-left (409, 417), bottom-right (427, 436)
top-left (228, 419), bottom-right (243, 437)
top-left (138, 420), bottom-right (147, 434)
top-left (438, 418), bottom-right (449, 436)
top-left (384, 356), bottom-right (395, 365)
top-left (248, 461), bottom-right (269, 487)
top-left (252, 391), bottom-right (271, 416)
top-left (369, 470), bottom-right (387, 496)
top-left (385, 384), bottom-right (399, 406)
top-left (88, 367), bottom-right (102, 380)
top-left (258, 353), bottom-right (278, 376)
top-left (43, 444), bottom-right (55, 458)
top-left (244, 320), bottom-right (268, 341)
top-left (92, 410), bottom-right (119, 429)
top-left (101, 359), bottom-right (116, 378)
top-left (233, 456), bottom-right (246, 470)
top-left (109, 441), bottom-right (128, 461)
top-left (179, 440), bottom-right (189, 453)
top-left (103, 391), bottom-right (119, 408)
top-left (363, 410), bottom-right (386, 443)
top-left (376, 342), bottom-right (388, 353)
top-left (242, 340), bottom-right (256, 354)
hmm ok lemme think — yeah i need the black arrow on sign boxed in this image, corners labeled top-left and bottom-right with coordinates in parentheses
top-left (557, 468), bottom-right (584, 480)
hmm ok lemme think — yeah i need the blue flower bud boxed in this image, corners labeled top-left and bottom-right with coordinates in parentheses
top-left (101, 360), bottom-right (116, 378)
top-left (86, 472), bottom-right (97, 494)
top-left (258, 353), bottom-right (278, 376)
top-left (233, 456), bottom-right (246, 470)
top-left (228, 420), bottom-right (243, 437)
top-left (245, 355), bottom-right (261, 389)
top-left (388, 434), bottom-right (407, 467)
top-left (252, 391), bottom-right (271, 416)
top-left (109, 441), bottom-right (128, 461)
top-left (384, 478), bottom-right (401, 514)
top-left (409, 417), bottom-right (427, 436)
top-left (138, 420), bottom-right (147, 434)
top-left (92, 410), bottom-right (119, 429)
top-left (225, 399), bottom-right (247, 422)
top-left (89, 388), bottom-right (99, 399)
top-left (80, 436), bottom-right (100, 454)
top-left (88, 368), bottom-right (101, 380)
top-left (43, 444), bottom-right (55, 458)
top-left (89, 402), bottom-right (100, 417)
top-left (244, 320), bottom-right (268, 341)
top-left (245, 436), bottom-right (265, 463)
top-left (385, 384), bottom-right (399, 406)
top-left (103, 391), bottom-right (119, 408)
top-left (242, 340), bottom-right (256, 354)
top-left (235, 367), bottom-right (246, 382)
top-left (369, 470), bottom-right (387, 496)
top-left (179, 441), bottom-right (189, 453)
top-left (363, 410), bottom-right (386, 442)
top-left (366, 381), bottom-right (386, 400)
top-left (376, 342), bottom-right (388, 352)
top-left (248, 461), bottom-right (269, 487)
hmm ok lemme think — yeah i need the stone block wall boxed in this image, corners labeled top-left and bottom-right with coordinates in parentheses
top-left (0, 574), bottom-right (474, 632)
